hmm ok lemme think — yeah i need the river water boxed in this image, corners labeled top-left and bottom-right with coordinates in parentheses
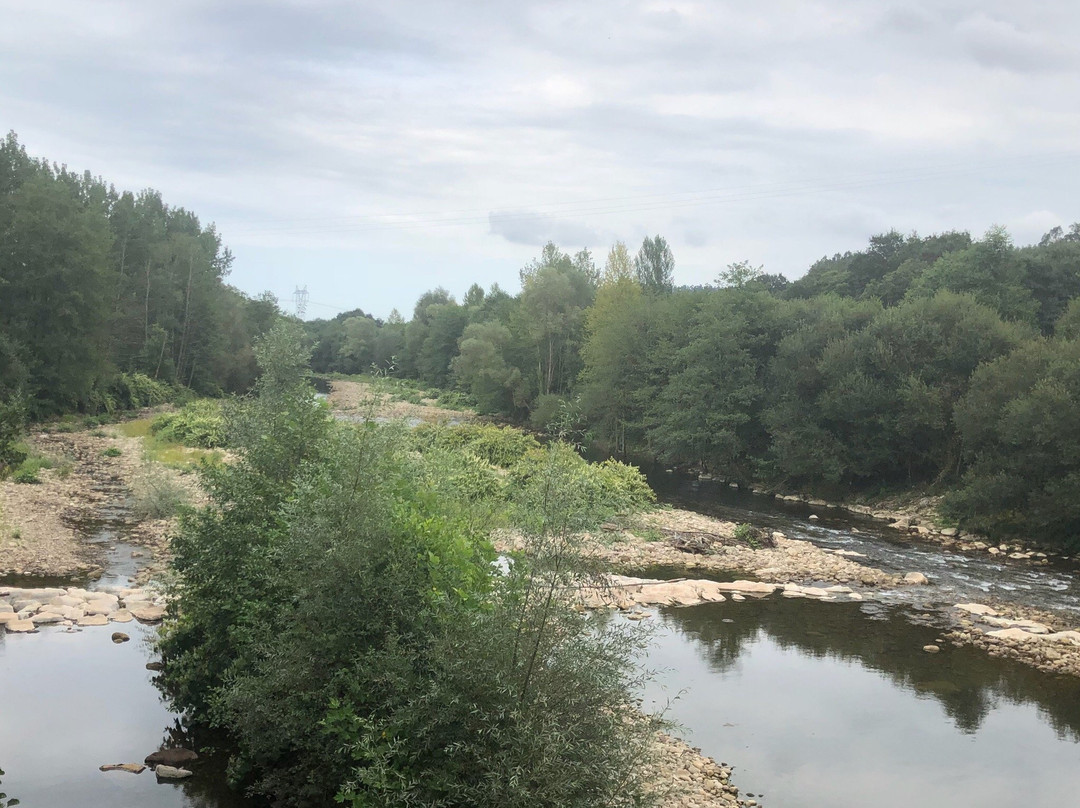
top-left (3, 476), bottom-right (1079, 807)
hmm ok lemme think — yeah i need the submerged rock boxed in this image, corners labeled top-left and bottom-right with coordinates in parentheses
top-left (153, 765), bottom-right (193, 780)
top-left (100, 763), bottom-right (146, 774)
top-left (145, 748), bottom-right (198, 767)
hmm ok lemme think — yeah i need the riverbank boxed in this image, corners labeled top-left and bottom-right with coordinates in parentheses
top-left (0, 425), bottom-right (192, 580)
top-left (497, 506), bottom-right (908, 590)
top-left (327, 378), bottom-right (476, 424)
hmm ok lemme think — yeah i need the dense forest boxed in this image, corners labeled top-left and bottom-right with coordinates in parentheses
top-left (307, 227), bottom-right (1080, 550)
top-left (0, 132), bottom-right (281, 420)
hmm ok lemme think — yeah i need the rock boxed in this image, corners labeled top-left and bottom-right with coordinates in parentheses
top-left (988, 547), bottom-right (1001, 555)
top-left (12, 599), bottom-right (42, 613)
top-left (112, 632), bottom-right (130, 643)
top-left (5, 619), bottom-right (36, 633)
top-left (825, 585), bottom-right (853, 594)
top-left (940, 527), bottom-right (958, 537)
top-left (0, 602), bottom-right (12, 613)
top-left (153, 765), bottom-right (193, 780)
top-left (146, 661), bottom-right (165, 671)
top-left (923, 645), bottom-right (940, 653)
top-left (955, 603), bottom-right (999, 617)
top-left (77, 614), bottom-right (109, 627)
top-left (808, 514), bottom-right (819, 521)
top-left (145, 748), bottom-right (198, 767)
top-left (625, 611), bottom-right (652, 620)
top-left (730, 593), bottom-right (746, 602)
top-left (110, 610), bottom-right (133, 623)
top-left (986, 628), bottom-right (1042, 642)
top-left (100, 763), bottom-right (146, 774)
top-left (903, 572), bottom-right (929, 585)
top-left (132, 605), bottom-right (166, 623)
top-left (83, 601), bottom-right (118, 616)
top-left (1046, 630), bottom-right (1080, 646)
top-left (30, 611), bottom-right (64, 624)
top-left (715, 581), bottom-right (778, 596)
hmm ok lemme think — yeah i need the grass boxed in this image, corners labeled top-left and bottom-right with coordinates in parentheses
top-left (119, 417), bottom-right (222, 469)
top-left (131, 463), bottom-right (189, 519)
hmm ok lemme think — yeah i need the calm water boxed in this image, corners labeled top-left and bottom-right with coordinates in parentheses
top-left (0, 622), bottom-right (244, 808)
top-left (641, 598), bottom-right (1080, 808)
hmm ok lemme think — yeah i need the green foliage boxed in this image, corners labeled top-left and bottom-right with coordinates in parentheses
top-left (130, 464), bottom-right (189, 520)
top-left (161, 325), bottom-right (660, 807)
top-left (0, 396), bottom-right (27, 472)
top-left (150, 400), bottom-right (226, 448)
top-left (510, 444), bottom-right (655, 529)
top-left (943, 337), bottom-right (1080, 551)
top-left (410, 422), bottom-right (540, 468)
top-left (102, 446), bottom-right (122, 457)
top-left (0, 132), bottom-right (282, 417)
top-left (11, 466), bottom-right (40, 484)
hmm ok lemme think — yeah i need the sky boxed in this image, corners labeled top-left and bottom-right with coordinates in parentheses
top-left (2, 0), bottom-right (1078, 320)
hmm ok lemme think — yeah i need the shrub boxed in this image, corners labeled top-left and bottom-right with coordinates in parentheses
top-left (509, 445), bottom-right (655, 530)
top-left (151, 400), bottom-right (226, 448)
top-left (0, 396), bottom-right (27, 472)
top-left (410, 422), bottom-right (540, 468)
top-left (12, 466), bottom-right (40, 484)
top-left (103, 446), bottom-right (122, 457)
top-left (160, 325), bottom-right (663, 808)
top-left (131, 465), bottom-right (188, 519)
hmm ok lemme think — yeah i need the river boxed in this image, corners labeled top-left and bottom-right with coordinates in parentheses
top-left (2, 475), bottom-right (1079, 807)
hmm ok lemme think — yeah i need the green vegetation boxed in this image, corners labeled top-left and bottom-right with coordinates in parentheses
top-left (0, 132), bottom-right (283, 421)
top-left (120, 412), bottom-right (223, 469)
top-left (160, 324), bottom-right (660, 807)
top-left (130, 464), bottom-right (189, 520)
top-left (102, 446), bottom-right (122, 457)
top-left (150, 400), bottom-right (226, 448)
top-left (303, 226), bottom-right (1080, 550)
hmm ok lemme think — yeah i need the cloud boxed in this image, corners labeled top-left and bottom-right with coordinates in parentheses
top-left (958, 13), bottom-right (1068, 73)
top-left (488, 210), bottom-right (601, 248)
top-left (1, 0), bottom-right (1078, 317)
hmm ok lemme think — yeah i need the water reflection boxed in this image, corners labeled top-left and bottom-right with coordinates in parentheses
top-left (0, 623), bottom-right (248, 808)
top-left (644, 598), bottom-right (1080, 808)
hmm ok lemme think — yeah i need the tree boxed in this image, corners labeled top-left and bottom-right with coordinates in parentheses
top-left (602, 241), bottom-right (634, 285)
top-left (634, 235), bottom-right (674, 293)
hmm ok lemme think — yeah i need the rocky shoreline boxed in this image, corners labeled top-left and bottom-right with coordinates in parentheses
top-left (0, 424), bottom-right (188, 580)
top-left (0, 583), bottom-right (166, 633)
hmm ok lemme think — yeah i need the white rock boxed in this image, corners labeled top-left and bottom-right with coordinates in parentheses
top-left (986, 628), bottom-right (1042, 642)
top-left (955, 603), bottom-right (999, 617)
top-left (153, 765), bottom-right (193, 779)
top-left (903, 572), bottom-right (929, 585)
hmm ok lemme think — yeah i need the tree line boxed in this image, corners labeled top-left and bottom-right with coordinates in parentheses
top-left (0, 132), bottom-right (281, 421)
top-left (307, 225), bottom-right (1080, 550)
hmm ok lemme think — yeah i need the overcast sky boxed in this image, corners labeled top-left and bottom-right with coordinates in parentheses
top-left (2, 1), bottom-right (1078, 319)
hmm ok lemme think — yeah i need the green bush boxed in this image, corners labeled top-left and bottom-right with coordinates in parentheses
top-left (509, 445), bottom-right (655, 530)
top-left (410, 422), bottom-right (540, 468)
top-left (151, 400), bottom-right (226, 448)
top-left (0, 396), bottom-right (27, 472)
top-left (160, 325), bottom-right (662, 808)
top-left (131, 465), bottom-right (188, 519)
top-left (12, 467), bottom-right (39, 483)
top-left (103, 446), bottom-right (122, 457)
